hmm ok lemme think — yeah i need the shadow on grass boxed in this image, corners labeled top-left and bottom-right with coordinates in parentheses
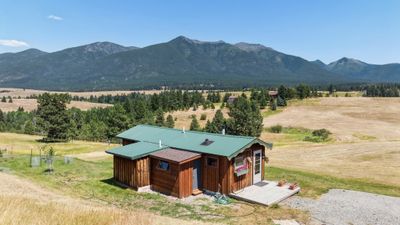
top-left (101, 178), bottom-right (129, 190)
top-left (36, 138), bottom-right (69, 143)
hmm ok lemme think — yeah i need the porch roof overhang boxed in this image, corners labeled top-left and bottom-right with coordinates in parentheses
top-left (150, 148), bottom-right (201, 164)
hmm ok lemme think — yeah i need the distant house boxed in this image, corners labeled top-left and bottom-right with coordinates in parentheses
top-left (227, 96), bottom-right (238, 104)
top-left (106, 125), bottom-right (273, 198)
top-left (268, 90), bottom-right (278, 98)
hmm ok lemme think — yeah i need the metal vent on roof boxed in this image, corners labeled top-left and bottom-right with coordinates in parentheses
top-left (201, 138), bottom-right (214, 146)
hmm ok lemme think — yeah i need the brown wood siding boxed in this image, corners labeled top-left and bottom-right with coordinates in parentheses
top-left (217, 143), bottom-right (266, 194)
top-left (113, 155), bottom-right (150, 188)
top-left (135, 157), bottom-right (150, 187)
top-left (201, 155), bottom-right (220, 192)
top-left (230, 148), bottom-right (253, 192)
top-left (218, 156), bottom-right (230, 194)
top-left (178, 162), bottom-right (193, 198)
top-left (113, 142), bottom-right (266, 196)
top-left (150, 158), bottom-right (180, 197)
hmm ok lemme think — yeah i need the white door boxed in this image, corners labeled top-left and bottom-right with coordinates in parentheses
top-left (253, 149), bottom-right (262, 184)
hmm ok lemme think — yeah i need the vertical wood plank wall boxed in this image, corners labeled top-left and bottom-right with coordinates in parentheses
top-left (113, 143), bottom-right (266, 196)
top-left (179, 162), bottom-right (193, 198)
top-left (201, 143), bottom-right (266, 195)
top-left (201, 154), bottom-right (220, 192)
top-left (150, 158), bottom-right (194, 198)
top-left (226, 144), bottom-right (266, 194)
top-left (150, 158), bottom-right (180, 197)
top-left (113, 156), bottom-right (150, 189)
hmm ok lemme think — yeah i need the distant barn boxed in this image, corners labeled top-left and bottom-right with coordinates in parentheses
top-left (227, 96), bottom-right (238, 104)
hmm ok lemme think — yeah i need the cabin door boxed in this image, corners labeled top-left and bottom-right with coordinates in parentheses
top-left (192, 159), bottom-right (202, 190)
top-left (253, 150), bottom-right (262, 184)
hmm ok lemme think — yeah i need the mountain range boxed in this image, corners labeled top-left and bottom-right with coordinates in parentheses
top-left (0, 36), bottom-right (399, 91)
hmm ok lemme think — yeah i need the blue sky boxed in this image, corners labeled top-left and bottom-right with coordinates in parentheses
top-left (1, 0), bottom-right (399, 64)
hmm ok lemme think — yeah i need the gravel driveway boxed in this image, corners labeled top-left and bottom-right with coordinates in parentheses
top-left (283, 189), bottom-right (400, 225)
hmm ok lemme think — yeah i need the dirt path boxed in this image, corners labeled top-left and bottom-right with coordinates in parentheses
top-left (0, 172), bottom-right (212, 225)
top-left (69, 151), bottom-right (111, 161)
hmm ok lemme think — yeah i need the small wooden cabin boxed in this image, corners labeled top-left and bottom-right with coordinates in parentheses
top-left (106, 125), bottom-right (272, 198)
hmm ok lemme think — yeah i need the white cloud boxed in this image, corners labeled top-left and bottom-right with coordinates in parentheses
top-left (0, 39), bottom-right (29, 47)
top-left (48, 15), bottom-right (63, 21)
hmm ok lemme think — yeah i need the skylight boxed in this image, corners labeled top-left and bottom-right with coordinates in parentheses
top-left (201, 138), bottom-right (214, 146)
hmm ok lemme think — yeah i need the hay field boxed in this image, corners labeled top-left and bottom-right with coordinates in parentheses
top-left (263, 97), bottom-right (400, 186)
top-left (0, 98), bottom-right (112, 112)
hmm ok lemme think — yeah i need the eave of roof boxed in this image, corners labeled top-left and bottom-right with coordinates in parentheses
top-left (106, 142), bottom-right (167, 160)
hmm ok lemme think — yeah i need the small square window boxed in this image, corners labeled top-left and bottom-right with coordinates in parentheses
top-left (207, 157), bottom-right (218, 167)
top-left (158, 160), bottom-right (169, 171)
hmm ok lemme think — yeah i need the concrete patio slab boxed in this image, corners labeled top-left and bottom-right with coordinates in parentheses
top-left (229, 180), bottom-right (300, 206)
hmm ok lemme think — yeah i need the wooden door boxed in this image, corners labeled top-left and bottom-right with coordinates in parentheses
top-left (203, 156), bottom-right (219, 192)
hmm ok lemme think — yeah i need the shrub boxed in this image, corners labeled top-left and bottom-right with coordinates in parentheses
top-left (200, 113), bottom-right (207, 120)
top-left (304, 128), bottom-right (331, 142)
top-left (269, 203), bottom-right (280, 209)
top-left (268, 124), bottom-right (282, 133)
top-left (312, 129), bottom-right (331, 139)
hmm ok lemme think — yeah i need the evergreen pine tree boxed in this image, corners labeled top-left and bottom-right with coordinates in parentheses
top-left (155, 109), bottom-right (165, 126)
top-left (106, 104), bottom-right (130, 139)
top-left (37, 93), bottom-right (72, 141)
top-left (0, 109), bottom-right (4, 122)
top-left (1, 96), bottom-right (6, 102)
top-left (24, 120), bottom-right (35, 135)
top-left (165, 115), bottom-right (175, 128)
top-left (259, 93), bottom-right (267, 109)
top-left (190, 115), bottom-right (200, 131)
top-left (226, 96), bottom-right (263, 137)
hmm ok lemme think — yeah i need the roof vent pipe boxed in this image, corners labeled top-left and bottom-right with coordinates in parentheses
top-left (222, 129), bottom-right (225, 135)
top-left (159, 140), bottom-right (162, 148)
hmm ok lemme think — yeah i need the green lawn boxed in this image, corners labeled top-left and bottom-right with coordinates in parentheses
top-left (0, 132), bottom-right (116, 155)
top-left (264, 126), bottom-right (333, 147)
top-left (265, 166), bottom-right (400, 198)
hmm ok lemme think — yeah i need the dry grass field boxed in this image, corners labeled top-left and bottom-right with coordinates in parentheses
top-left (167, 105), bottom-right (229, 129)
top-left (263, 97), bottom-right (400, 186)
top-left (0, 87), bottom-right (164, 98)
top-left (0, 98), bottom-right (112, 112)
top-left (0, 172), bottom-right (210, 225)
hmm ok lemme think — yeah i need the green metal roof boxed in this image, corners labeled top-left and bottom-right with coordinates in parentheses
top-left (105, 141), bottom-right (166, 160)
top-left (111, 124), bottom-right (272, 159)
